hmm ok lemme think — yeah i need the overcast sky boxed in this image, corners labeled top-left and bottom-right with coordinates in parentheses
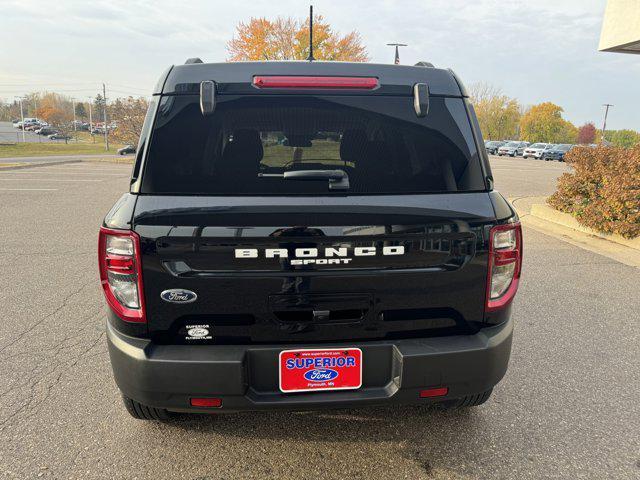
top-left (1, 0), bottom-right (638, 130)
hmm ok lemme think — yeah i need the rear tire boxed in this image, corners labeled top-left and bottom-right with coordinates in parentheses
top-left (440, 388), bottom-right (493, 409)
top-left (122, 395), bottom-right (171, 421)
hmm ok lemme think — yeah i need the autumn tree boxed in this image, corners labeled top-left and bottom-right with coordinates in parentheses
top-left (577, 122), bottom-right (597, 144)
top-left (519, 102), bottom-right (577, 144)
top-left (109, 96), bottom-right (149, 145)
top-left (610, 129), bottom-right (640, 148)
top-left (35, 92), bottom-right (73, 142)
top-left (0, 99), bottom-right (21, 122)
top-left (23, 92), bottom-right (41, 118)
top-left (227, 15), bottom-right (369, 62)
top-left (469, 83), bottom-right (521, 140)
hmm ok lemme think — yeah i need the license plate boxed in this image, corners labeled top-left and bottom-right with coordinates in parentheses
top-left (279, 348), bottom-right (363, 393)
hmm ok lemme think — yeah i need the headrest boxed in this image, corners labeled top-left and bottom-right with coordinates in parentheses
top-left (223, 129), bottom-right (264, 164)
top-left (339, 130), bottom-right (368, 163)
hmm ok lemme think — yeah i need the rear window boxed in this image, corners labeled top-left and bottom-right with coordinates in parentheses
top-left (141, 95), bottom-right (486, 195)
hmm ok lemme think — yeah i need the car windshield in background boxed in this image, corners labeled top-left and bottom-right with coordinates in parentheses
top-left (504, 142), bottom-right (520, 147)
top-left (557, 144), bottom-right (573, 151)
top-left (530, 143), bottom-right (546, 148)
top-left (141, 95), bottom-right (485, 195)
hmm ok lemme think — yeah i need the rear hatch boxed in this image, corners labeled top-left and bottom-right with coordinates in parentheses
top-left (134, 78), bottom-right (495, 344)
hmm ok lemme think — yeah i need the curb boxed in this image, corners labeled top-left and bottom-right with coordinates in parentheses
top-left (530, 204), bottom-right (640, 252)
top-left (84, 157), bottom-right (134, 164)
top-left (0, 159), bottom-right (83, 171)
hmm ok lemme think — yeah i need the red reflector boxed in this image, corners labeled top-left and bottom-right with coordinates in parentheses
top-left (252, 75), bottom-right (378, 90)
top-left (190, 398), bottom-right (222, 408)
top-left (419, 387), bottom-right (449, 398)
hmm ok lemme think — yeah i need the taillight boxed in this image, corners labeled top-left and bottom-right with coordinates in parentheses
top-left (486, 223), bottom-right (522, 312)
top-left (252, 75), bottom-right (379, 90)
top-left (98, 227), bottom-right (146, 323)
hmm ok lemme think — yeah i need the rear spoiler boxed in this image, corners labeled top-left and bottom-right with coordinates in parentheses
top-left (154, 61), bottom-right (467, 97)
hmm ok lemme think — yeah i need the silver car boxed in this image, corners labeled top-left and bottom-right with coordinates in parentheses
top-left (497, 141), bottom-right (528, 157)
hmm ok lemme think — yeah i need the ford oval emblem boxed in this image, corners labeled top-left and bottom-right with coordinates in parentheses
top-left (160, 289), bottom-right (197, 304)
top-left (304, 368), bottom-right (339, 382)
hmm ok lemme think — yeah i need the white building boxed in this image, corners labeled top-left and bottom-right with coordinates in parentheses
top-left (599, 0), bottom-right (640, 54)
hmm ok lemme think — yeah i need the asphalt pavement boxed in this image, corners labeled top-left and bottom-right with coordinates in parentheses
top-left (0, 157), bottom-right (638, 479)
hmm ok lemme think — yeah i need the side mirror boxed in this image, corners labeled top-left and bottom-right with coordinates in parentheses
top-left (413, 83), bottom-right (429, 117)
top-left (200, 81), bottom-right (216, 116)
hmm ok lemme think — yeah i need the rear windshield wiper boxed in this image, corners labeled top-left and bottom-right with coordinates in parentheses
top-left (259, 170), bottom-right (350, 190)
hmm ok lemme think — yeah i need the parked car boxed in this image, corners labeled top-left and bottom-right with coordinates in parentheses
top-left (117, 145), bottom-right (136, 155)
top-left (522, 143), bottom-right (554, 159)
top-left (36, 127), bottom-right (58, 136)
top-left (497, 141), bottom-right (528, 157)
top-left (543, 144), bottom-right (574, 161)
top-left (48, 133), bottom-right (71, 140)
top-left (516, 142), bottom-right (530, 156)
top-left (485, 140), bottom-right (505, 155)
top-left (100, 60), bottom-right (522, 420)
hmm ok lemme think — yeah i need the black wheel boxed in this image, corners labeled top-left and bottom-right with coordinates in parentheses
top-left (440, 388), bottom-right (493, 409)
top-left (122, 395), bottom-right (171, 421)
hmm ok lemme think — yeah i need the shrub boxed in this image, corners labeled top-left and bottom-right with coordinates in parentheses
top-left (548, 145), bottom-right (640, 239)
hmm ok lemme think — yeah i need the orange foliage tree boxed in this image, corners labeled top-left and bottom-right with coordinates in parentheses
top-left (36, 93), bottom-right (73, 141)
top-left (227, 15), bottom-right (369, 62)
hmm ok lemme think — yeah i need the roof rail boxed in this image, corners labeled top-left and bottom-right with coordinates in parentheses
top-left (414, 61), bottom-right (434, 68)
top-left (185, 58), bottom-right (203, 64)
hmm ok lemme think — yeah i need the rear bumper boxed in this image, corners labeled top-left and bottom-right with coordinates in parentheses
top-left (107, 318), bottom-right (513, 412)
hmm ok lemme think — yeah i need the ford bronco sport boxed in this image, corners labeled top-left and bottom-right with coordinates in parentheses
top-left (100, 59), bottom-right (522, 420)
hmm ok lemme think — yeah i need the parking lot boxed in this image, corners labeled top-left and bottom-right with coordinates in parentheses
top-left (0, 121), bottom-right (56, 144)
top-left (1, 157), bottom-right (638, 479)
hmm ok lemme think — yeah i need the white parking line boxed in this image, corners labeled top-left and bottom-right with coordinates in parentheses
top-left (0, 171), bottom-right (126, 177)
top-left (51, 163), bottom-right (130, 168)
top-left (0, 188), bottom-right (58, 191)
top-left (37, 166), bottom-right (131, 172)
top-left (0, 178), bottom-right (102, 182)
top-left (38, 169), bottom-right (130, 174)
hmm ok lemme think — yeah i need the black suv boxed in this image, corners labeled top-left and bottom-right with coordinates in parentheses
top-left (100, 60), bottom-right (522, 420)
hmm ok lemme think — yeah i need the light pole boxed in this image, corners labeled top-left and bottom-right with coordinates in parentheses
top-left (601, 104), bottom-right (613, 144)
top-left (87, 96), bottom-right (94, 143)
top-left (15, 97), bottom-right (25, 143)
top-left (71, 97), bottom-right (77, 142)
top-left (102, 83), bottom-right (109, 151)
top-left (387, 43), bottom-right (407, 64)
